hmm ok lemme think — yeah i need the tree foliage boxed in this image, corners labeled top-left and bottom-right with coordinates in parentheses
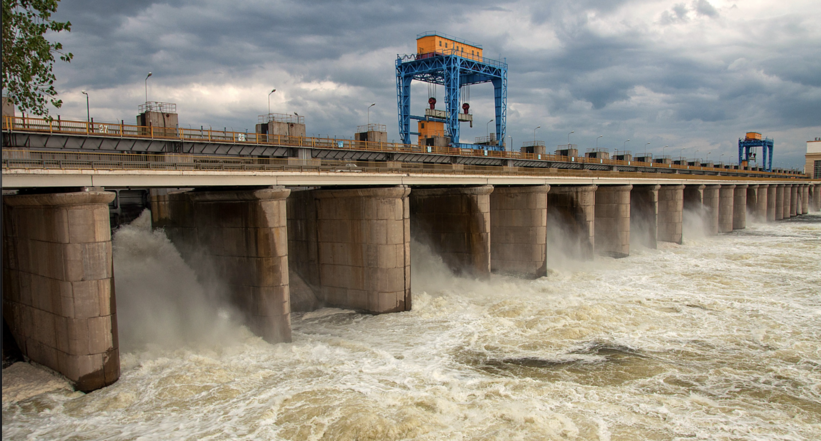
top-left (2, 0), bottom-right (72, 117)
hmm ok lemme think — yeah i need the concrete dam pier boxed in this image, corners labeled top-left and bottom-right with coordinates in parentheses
top-left (3, 182), bottom-right (819, 392)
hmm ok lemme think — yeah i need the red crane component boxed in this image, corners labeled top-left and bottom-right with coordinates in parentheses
top-left (428, 97), bottom-right (437, 110)
top-left (462, 103), bottom-right (470, 114)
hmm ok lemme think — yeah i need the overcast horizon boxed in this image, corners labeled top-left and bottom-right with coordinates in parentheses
top-left (30, 0), bottom-right (821, 169)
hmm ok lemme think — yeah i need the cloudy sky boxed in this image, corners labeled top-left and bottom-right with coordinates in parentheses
top-left (43, 0), bottom-right (821, 169)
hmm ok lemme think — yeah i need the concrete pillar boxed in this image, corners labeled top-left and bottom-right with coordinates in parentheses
top-left (790, 185), bottom-right (798, 217)
top-left (733, 184), bottom-right (748, 230)
top-left (410, 186), bottom-right (492, 276)
top-left (594, 185), bottom-right (632, 257)
top-left (719, 185), bottom-right (735, 233)
top-left (783, 184), bottom-right (792, 219)
top-left (3, 190), bottom-right (120, 392)
top-left (490, 185), bottom-right (549, 278)
top-left (801, 185), bottom-right (809, 214)
top-left (658, 185), bottom-right (684, 244)
top-left (702, 185), bottom-right (721, 235)
top-left (766, 185), bottom-right (777, 221)
top-left (315, 187), bottom-right (411, 312)
top-left (157, 187), bottom-right (293, 343)
top-left (547, 185), bottom-right (596, 260)
top-left (775, 185), bottom-right (785, 220)
top-left (754, 184), bottom-right (768, 222)
top-left (813, 184), bottom-right (821, 212)
top-left (745, 184), bottom-right (759, 222)
top-left (630, 185), bottom-right (659, 249)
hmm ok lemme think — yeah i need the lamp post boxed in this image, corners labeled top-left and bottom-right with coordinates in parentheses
top-left (624, 139), bottom-right (630, 150)
top-left (145, 72), bottom-right (152, 104)
top-left (568, 130), bottom-right (574, 146)
top-left (81, 91), bottom-right (89, 125)
top-left (596, 135), bottom-right (603, 148)
top-left (534, 125), bottom-right (540, 146)
top-left (486, 119), bottom-right (494, 140)
top-left (267, 89), bottom-right (276, 116)
top-left (645, 142), bottom-right (650, 157)
top-left (367, 103), bottom-right (376, 128)
top-left (662, 145), bottom-right (668, 158)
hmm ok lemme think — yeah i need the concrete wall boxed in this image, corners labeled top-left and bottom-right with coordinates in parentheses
top-left (153, 187), bottom-right (293, 343)
top-left (783, 185), bottom-right (792, 219)
top-left (801, 185), bottom-right (809, 214)
top-left (547, 186), bottom-right (596, 260)
top-left (3, 191), bottom-right (119, 392)
top-left (490, 185), bottom-right (549, 278)
top-left (630, 185), bottom-right (659, 249)
top-left (775, 185), bottom-right (785, 220)
top-left (789, 185), bottom-right (798, 217)
top-left (766, 185), bottom-right (777, 221)
top-left (702, 185), bottom-right (720, 235)
top-left (733, 185), bottom-right (748, 230)
top-left (595, 185), bottom-right (632, 257)
top-left (719, 185), bottom-right (735, 233)
top-left (658, 185), bottom-right (684, 244)
top-left (410, 186), bottom-right (492, 276)
top-left (137, 111), bottom-right (178, 137)
top-left (312, 187), bottom-right (411, 313)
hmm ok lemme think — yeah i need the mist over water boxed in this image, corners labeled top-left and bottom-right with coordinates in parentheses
top-left (3, 212), bottom-right (821, 440)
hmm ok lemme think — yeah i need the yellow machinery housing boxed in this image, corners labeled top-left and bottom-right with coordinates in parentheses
top-left (418, 120), bottom-right (446, 145)
top-left (416, 34), bottom-right (483, 61)
top-left (746, 132), bottom-right (762, 140)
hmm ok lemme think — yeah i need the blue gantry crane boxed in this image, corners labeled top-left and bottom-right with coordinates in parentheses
top-left (396, 32), bottom-right (507, 151)
top-left (738, 132), bottom-right (774, 171)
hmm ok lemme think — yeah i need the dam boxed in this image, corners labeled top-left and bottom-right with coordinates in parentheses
top-left (2, 134), bottom-right (819, 391)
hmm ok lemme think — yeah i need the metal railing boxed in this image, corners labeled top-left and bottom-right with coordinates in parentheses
top-left (1, 115), bottom-right (809, 178)
top-left (2, 149), bottom-right (809, 182)
top-left (138, 102), bottom-right (177, 113)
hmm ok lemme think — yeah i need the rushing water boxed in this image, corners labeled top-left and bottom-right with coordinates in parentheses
top-left (3, 210), bottom-right (821, 440)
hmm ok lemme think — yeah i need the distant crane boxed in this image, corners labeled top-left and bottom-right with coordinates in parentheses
top-left (738, 132), bottom-right (774, 172)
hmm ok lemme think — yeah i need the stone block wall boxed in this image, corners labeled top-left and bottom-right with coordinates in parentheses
top-left (733, 184), bottom-right (748, 230)
top-left (313, 187), bottom-right (411, 313)
top-left (718, 185), bottom-right (735, 233)
top-left (489, 185), bottom-right (549, 278)
top-left (410, 186), bottom-right (492, 276)
top-left (658, 185), bottom-right (684, 244)
top-left (594, 185), bottom-right (632, 257)
top-left (3, 191), bottom-right (119, 392)
top-left (630, 185), bottom-right (659, 249)
top-left (547, 185), bottom-right (596, 259)
top-left (702, 185), bottom-right (720, 235)
top-left (154, 187), bottom-right (292, 343)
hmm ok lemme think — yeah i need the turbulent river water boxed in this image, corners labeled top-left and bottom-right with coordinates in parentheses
top-left (3, 210), bottom-right (821, 440)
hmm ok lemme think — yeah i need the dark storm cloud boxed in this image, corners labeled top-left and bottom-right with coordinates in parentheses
top-left (43, 0), bottom-right (821, 168)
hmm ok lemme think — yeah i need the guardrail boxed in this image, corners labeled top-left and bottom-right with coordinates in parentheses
top-left (2, 149), bottom-right (807, 182)
top-left (2, 115), bottom-right (808, 179)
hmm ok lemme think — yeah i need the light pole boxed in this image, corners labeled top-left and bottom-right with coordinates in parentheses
top-left (662, 145), bottom-right (668, 157)
top-left (534, 125), bottom-right (540, 146)
top-left (645, 142), bottom-right (650, 157)
top-left (81, 91), bottom-right (89, 125)
top-left (624, 139), bottom-right (630, 150)
top-left (268, 89), bottom-right (276, 116)
top-left (707, 151), bottom-right (711, 162)
top-left (596, 135), bottom-right (603, 148)
top-left (367, 103), bottom-right (376, 127)
top-left (486, 119), bottom-right (494, 140)
top-left (568, 130), bottom-right (574, 146)
top-left (145, 72), bottom-right (152, 104)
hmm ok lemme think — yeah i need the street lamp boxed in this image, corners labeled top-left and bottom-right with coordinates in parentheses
top-left (624, 139), bottom-right (630, 149)
top-left (367, 103), bottom-right (376, 127)
top-left (534, 125), bottom-right (541, 146)
top-left (81, 91), bottom-right (89, 124)
top-left (596, 135), bottom-right (603, 148)
top-left (662, 145), bottom-right (668, 157)
top-left (486, 119), bottom-right (494, 140)
top-left (645, 142), bottom-right (650, 157)
top-left (145, 72), bottom-right (152, 104)
top-left (268, 89), bottom-right (276, 116)
top-left (568, 130), bottom-right (574, 146)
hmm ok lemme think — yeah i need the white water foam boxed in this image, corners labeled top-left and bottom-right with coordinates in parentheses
top-left (3, 213), bottom-right (820, 440)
